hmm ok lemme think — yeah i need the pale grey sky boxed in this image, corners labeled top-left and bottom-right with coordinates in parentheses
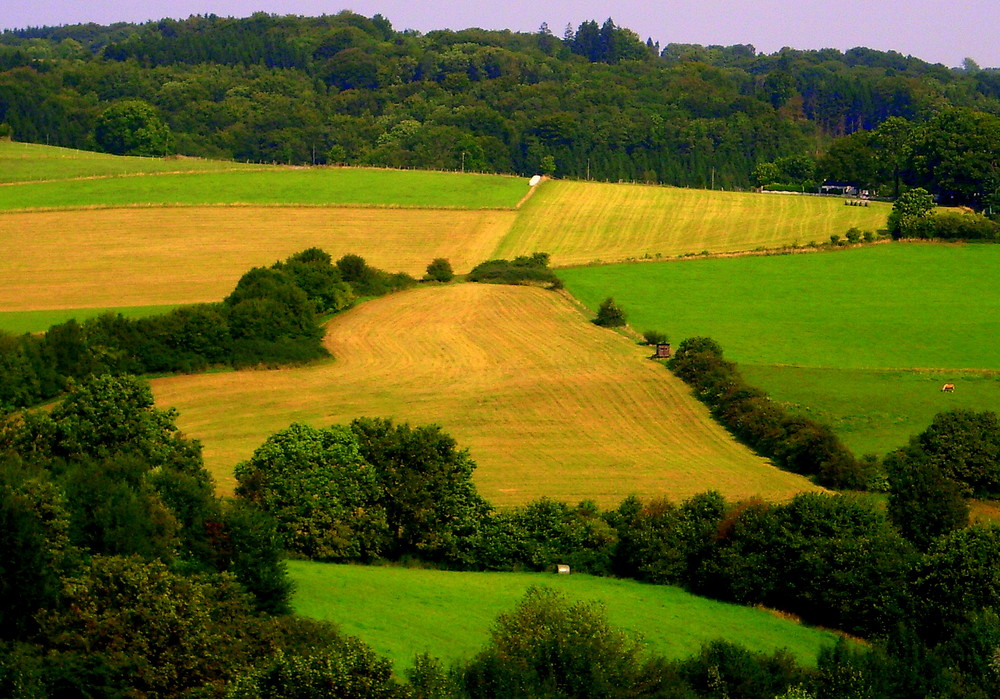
top-left (3, 1), bottom-right (997, 68)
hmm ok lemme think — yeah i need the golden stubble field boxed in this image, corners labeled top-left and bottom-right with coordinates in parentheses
top-left (0, 206), bottom-right (515, 311)
top-left (152, 283), bottom-right (818, 506)
top-left (494, 180), bottom-right (891, 266)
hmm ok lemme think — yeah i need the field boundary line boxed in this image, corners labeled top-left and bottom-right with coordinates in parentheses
top-left (552, 239), bottom-right (899, 271)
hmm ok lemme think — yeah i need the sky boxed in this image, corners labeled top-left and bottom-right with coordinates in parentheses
top-left (3, 1), bottom-right (998, 69)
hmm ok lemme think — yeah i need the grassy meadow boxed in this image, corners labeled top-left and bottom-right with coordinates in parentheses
top-left (740, 365), bottom-right (1000, 456)
top-left (152, 284), bottom-right (815, 504)
top-left (288, 561), bottom-right (841, 672)
top-left (493, 180), bottom-right (890, 266)
top-left (0, 164), bottom-right (528, 210)
top-left (0, 140), bottom-right (257, 182)
top-left (559, 243), bottom-right (1000, 455)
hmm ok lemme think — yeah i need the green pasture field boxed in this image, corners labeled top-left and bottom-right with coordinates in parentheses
top-left (740, 365), bottom-right (1000, 457)
top-left (494, 180), bottom-right (890, 266)
top-left (0, 166), bottom-right (529, 211)
top-left (0, 305), bottom-right (180, 335)
top-left (559, 244), bottom-right (1000, 370)
top-left (559, 243), bottom-right (1000, 455)
top-left (288, 561), bottom-right (840, 672)
top-left (0, 140), bottom-right (256, 183)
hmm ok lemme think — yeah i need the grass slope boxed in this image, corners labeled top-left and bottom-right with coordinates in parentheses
top-left (741, 365), bottom-right (1000, 457)
top-left (152, 284), bottom-right (813, 503)
top-left (289, 562), bottom-right (840, 672)
top-left (494, 180), bottom-right (889, 266)
top-left (0, 207), bottom-right (515, 311)
top-left (0, 166), bottom-right (528, 210)
top-left (559, 244), bottom-right (1000, 370)
top-left (0, 141), bottom-right (257, 183)
top-left (559, 244), bottom-right (1000, 455)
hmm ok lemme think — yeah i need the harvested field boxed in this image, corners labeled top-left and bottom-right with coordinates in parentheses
top-left (495, 180), bottom-right (890, 266)
top-left (152, 284), bottom-right (817, 505)
top-left (0, 207), bottom-right (515, 310)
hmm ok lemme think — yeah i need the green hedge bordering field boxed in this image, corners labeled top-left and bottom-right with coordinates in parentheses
top-left (669, 337), bottom-right (866, 489)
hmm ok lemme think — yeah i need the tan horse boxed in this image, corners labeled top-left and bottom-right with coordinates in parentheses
top-left (941, 383), bottom-right (956, 392)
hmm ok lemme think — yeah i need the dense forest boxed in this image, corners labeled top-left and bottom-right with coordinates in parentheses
top-left (2, 11), bottom-right (1000, 204)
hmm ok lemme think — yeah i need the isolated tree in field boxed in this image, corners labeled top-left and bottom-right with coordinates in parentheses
top-left (93, 99), bottom-right (172, 156)
top-left (642, 329), bottom-right (668, 345)
top-left (424, 257), bottom-right (454, 283)
top-left (593, 297), bottom-right (626, 327)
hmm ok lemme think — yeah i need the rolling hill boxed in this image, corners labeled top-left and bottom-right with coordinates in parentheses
top-left (151, 283), bottom-right (816, 505)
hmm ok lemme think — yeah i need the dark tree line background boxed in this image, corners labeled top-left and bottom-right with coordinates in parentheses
top-left (3, 11), bottom-right (1000, 204)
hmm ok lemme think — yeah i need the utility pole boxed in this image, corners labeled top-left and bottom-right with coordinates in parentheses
top-left (461, 151), bottom-right (466, 173)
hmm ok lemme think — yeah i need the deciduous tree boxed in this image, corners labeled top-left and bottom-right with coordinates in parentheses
top-left (93, 99), bottom-right (172, 156)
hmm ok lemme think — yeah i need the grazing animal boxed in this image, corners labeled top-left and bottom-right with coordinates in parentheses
top-left (941, 383), bottom-right (955, 392)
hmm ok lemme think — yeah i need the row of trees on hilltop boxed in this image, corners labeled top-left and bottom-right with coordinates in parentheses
top-left (3, 12), bottom-right (1000, 197)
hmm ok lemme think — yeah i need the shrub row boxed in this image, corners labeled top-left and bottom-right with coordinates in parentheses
top-left (893, 209), bottom-right (1000, 241)
top-left (0, 249), bottom-right (415, 413)
top-left (668, 337), bottom-right (866, 489)
top-left (467, 252), bottom-right (562, 288)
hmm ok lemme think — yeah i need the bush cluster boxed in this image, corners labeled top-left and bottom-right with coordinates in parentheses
top-left (0, 375), bottom-right (318, 696)
top-left (234, 409), bottom-right (1000, 647)
top-left (235, 418), bottom-right (489, 567)
top-left (593, 297), bottom-right (627, 327)
top-left (888, 188), bottom-right (1000, 241)
top-left (927, 210), bottom-right (1000, 240)
top-left (467, 252), bottom-right (562, 288)
top-left (668, 337), bottom-right (866, 489)
top-left (0, 249), bottom-right (415, 414)
top-left (884, 408), bottom-right (1000, 549)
